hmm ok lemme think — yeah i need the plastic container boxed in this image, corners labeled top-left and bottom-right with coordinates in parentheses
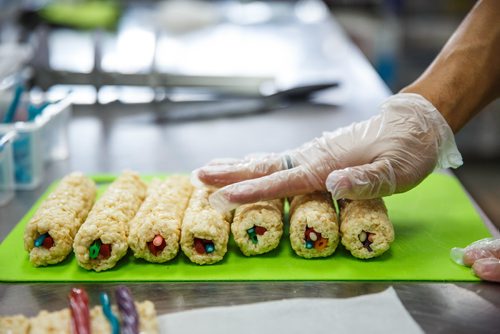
top-left (1, 97), bottom-right (43, 190)
top-left (0, 119), bottom-right (45, 190)
top-left (0, 131), bottom-right (15, 205)
top-left (0, 92), bottom-right (71, 189)
top-left (41, 98), bottom-right (72, 162)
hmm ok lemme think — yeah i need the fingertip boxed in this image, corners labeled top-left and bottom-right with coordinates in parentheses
top-left (462, 249), bottom-right (478, 267)
top-left (472, 258), bottom-right (500, 283)
top-left (450, 247), bottom-right (465, 266)
top-left (326, 171), bottom-right (353, 200)
top-left (209, 189), bottom-right (239, 214)
top-left (462, 238), bottom-right (499, 266)
top-left (190, 168), bottom-right (205, 187)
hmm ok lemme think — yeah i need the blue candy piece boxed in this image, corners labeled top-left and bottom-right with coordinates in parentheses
top-left (205, 243), bottom-right (215, 253)
top-left (247, 227), bottom-right (255, 234)
top-left (305, 240), bottom-right (314, 249)
top-left (34, 233), bottom-right (48, 247)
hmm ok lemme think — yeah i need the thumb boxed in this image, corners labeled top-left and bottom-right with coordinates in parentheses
top-left (209, 166), bottom-right (320, 212)
top-left (462, 238), bottom-right (500, 266)
top-left (472, 258), bottom-right (500, 283)
top-left (325, 159), bottom-right (396, 199)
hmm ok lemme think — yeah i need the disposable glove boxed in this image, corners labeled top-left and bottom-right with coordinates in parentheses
top-left (451, 238), bottom-right (500, 282)
top-left (193, 93), bottom-right (462, 212)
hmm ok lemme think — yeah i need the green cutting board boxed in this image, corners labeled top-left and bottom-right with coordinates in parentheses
top-left (0, 173), bottom-right (492, 282)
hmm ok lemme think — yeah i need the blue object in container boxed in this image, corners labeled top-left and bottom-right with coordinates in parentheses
top-left (13, 133), bottom-right (33, 184)
top-left (2, 85), bottom-right (24, 123)
top-left (0, 131), bottom-right (16, 206)
top-left (27, 102), bottom-right (50, 121)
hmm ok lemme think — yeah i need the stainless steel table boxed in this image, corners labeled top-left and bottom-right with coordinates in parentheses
top-left (1, 2), bottom-right (499, 332)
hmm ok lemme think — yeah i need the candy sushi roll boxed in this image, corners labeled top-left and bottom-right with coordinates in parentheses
top-left (338, 198), bottom-right (394, 259)
top-left (0, 315), bottom-right (30, 333)
top-left (23, 172), bottom-right (96, 266)
top-left (232, 199), bottom-right (284, 256)
top-left (180, 187), bottom-right (232, 265)
top-left (0, 288), bottom-right (158, 334)
top-left (289, 192), bottom-right (340, 258)
top-left (73, 171), bottom-right (146, 271)
top-left (128, 175), bottom-right (193, 262)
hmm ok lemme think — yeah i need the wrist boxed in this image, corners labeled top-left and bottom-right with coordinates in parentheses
top-left (399, 83), bottom-right (458, 133)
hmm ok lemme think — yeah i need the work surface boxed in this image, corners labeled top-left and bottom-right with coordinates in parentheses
top-left (0, 173), bottom-right (492, 282)
top-left (1, 4), bottom-right (499, 332)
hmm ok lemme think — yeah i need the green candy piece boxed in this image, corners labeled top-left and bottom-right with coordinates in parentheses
top-left (89, 240), bottom-right (101, 259)
top-left (248, 232), bottom-right (258, 245)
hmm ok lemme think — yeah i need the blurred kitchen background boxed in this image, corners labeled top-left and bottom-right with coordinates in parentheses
top-left (0, 0), bottom-right (498, 226)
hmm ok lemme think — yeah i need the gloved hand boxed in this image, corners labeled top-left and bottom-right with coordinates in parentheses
top-left (451, 238), bottom-right (500, 282)
top-left (193, 93), bottom-right (462, 212)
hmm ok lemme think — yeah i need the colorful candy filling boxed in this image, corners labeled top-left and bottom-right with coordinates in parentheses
top-left (68, 288), bottom-right (90, 334)
top-left (34, 232), bottom-right (54, 249)
top-left (304, 227), bottom-right (328, 251)
top-left (100, 292), bottom-right (120, 334)
top-left (194, 238), bottom-right (215, 254)
top-left (115, 286), bottom-right (139, 334)
top-left (89, 239), bottom-right (112, 260)
top-left (247, 225), bottom-right (267, 244)
top-left (359, 231), bottom-right (375, 252)
top-left (147, 235), bottom-right (166, 256)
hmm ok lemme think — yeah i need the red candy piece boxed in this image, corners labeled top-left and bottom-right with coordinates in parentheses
top-left (255, 226), bottom-right (267, 235)
top-left (147, 236), bottom-right (167, 256)
top-left (156, 238), bottom-right (166, 252)
top-left (42, 236), bottom-right (54, 249)
top-left (194, 238), bottom-right (205, 254)
top-left (305, 227), bottom-right (315, 240)
top-left (69, 288), bottom-right (91, 334)
top-left (99, 244), bottom-right (111, 259)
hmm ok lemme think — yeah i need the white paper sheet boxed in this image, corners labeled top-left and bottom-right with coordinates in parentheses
top-left (157, 287), bottom-right (423, 334)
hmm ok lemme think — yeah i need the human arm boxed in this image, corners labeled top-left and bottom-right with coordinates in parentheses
top-left (401, 0), bottom-right (500, 133)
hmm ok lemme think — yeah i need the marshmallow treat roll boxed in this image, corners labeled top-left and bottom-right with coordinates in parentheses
top-left (338, 198), bottom-right (394, 259)
top-left (73, 171), bottom-right (147, 271)
top-left (0, 301), bottom-right (158, 334)
top-left (232, 199), bottom-right (284, 256)
top-left (180, 187), bottom-right (232, 265)
top-left (23, 172), bottom-right (96, 267)
top-left (0, 315), bottom-right (30, 334)
top-left (289, 192), bottom-right (340, 258)
top-left (128, 175), bottom-right (193, 262)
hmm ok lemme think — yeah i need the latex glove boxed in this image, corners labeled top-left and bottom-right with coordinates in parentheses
top-left (451, 238), bottom-right (500, 282)
top-left (193, 93), bottom-right (462, 212)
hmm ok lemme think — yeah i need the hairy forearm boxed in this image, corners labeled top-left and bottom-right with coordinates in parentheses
top-left (401, 0), bottom-right (500, 133)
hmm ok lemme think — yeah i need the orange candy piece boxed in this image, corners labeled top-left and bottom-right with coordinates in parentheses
top-left (314, 238), bottom-right (328, 250)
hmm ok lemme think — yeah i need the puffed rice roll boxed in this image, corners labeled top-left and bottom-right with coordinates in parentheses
top-left (0, 315), bottom-right (30, 334)
top-left (338, 198), bottom-right (394, 259)
top-left (0, 301), bottom-right (159, 334)
top-left (128, 175), bottom-right (193, 262)
top-left (23, 172), bottom-right (96, 267)
top-left (180, 187), bottom-right (232, 265)
top-left (232, 199), bottom-right (284, 256)
top-left (73, 171), bottom-right (146, 271)
top-left (289, 192), bottom-right (340, 258)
